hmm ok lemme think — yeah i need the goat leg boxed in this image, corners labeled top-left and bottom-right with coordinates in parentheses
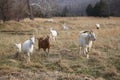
top-left (43, 49), bottom-right (48, 57)
top-left (48, 48), bottom-right (49, 53)
top-left (27, 53), bottom-right (31, 63)
top-left (78, 46), bottom-right (81, 56)
top-left (86, 54), bottom-right (89, 59)
top-left (15, 52), bottom-right (19, 58)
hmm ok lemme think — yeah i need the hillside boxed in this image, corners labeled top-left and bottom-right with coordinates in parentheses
top-left (0, 17), bottom-right (120, 80)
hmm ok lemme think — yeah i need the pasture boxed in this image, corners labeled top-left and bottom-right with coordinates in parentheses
top-left (0, 17), bottom-right (120, 80)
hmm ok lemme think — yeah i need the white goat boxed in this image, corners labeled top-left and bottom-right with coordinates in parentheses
top-left (14, 43), bottom-right (21, 57)
top-left (22, 36), bottom-right (35, 62)
top-left (50, 28), bottom-right (57, 41)
top-left (61, 23), bottom-right (68, 30)
top-left (15, 36), bottom-right (35, 62)
top-left (47, 19), bottom-right (53, 22)
top-left (78, 30), bottom-right (96, 59)
top-left (96, 24), bottom-right (100, 29)
top-left (15, 43), bottom-right (21, 52)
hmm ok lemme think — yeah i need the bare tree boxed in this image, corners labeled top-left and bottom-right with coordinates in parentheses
top-left (0, 0), bottom-right (14, 22)
top-left (31, 0), bottom-right (59, 17)
top-left (26, 0), bottom-right (34, 20)
top-left (13, 0), bottom-right (28, 21)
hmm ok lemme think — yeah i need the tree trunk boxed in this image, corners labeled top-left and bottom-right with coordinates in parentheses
top-left (26, 0), bottom-right (34, 20)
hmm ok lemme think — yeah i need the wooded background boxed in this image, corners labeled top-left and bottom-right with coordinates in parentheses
top-left (0, 0), bottom-right (120, 22)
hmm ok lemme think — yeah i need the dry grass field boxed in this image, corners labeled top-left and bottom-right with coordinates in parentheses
top-left (0, 17), bottom-right (120, 80)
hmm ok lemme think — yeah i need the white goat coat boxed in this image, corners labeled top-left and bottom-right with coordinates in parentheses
top-left (22, 40), bottom-right (34, 54)
top-left (96, 24), bottom-right (100, 29)
top-left (78, 33), bottom-right (89, 47)
top-left (62, 24), bottom-right (68, 30)
top-left (47, 19), bottom-right (53, 22)
top-left (50, 28), bottom-right (57, 41)
top-left (50, 30), bottom-right (57, 36)
top-left (15, 43), bottom-right (21, 53)
top-left (78, 31), bottom-right (96, 59)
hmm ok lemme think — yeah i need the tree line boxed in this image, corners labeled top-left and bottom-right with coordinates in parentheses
top-left (86, 0), bottom-right (109, 17)
top-left (0, 0), bottom-right (119, 22)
